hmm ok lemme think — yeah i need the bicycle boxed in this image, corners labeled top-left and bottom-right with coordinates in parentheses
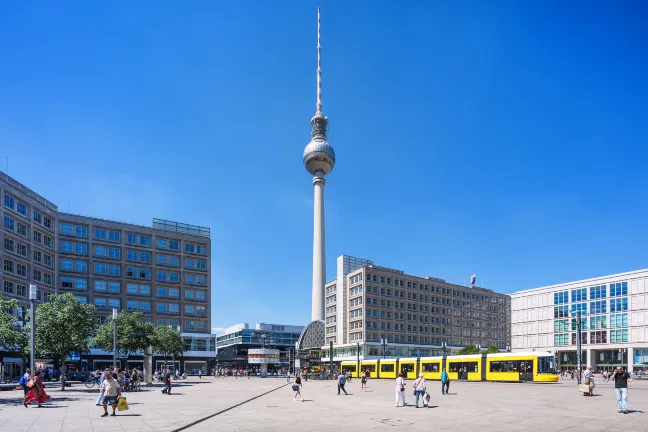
top-left (85, 375), bottom-right (101, 388)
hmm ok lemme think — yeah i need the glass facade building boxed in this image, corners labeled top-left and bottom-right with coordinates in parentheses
top-left (512, 269), bottom-right (648, 372)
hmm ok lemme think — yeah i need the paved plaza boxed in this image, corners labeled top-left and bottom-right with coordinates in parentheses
top-left (0, 376), bottom-right (646, 431)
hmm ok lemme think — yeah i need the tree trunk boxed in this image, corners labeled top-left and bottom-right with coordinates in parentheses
top-left (60, 355), bottom-right (66, 391)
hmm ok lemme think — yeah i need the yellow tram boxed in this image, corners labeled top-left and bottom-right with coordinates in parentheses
top-left (340, 351), bottom-right (558, 383)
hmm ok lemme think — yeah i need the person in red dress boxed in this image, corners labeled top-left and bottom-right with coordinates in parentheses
top-left (24, 370), bottom-right (50, 408)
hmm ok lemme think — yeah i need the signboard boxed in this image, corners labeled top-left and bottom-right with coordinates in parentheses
top-left (248, 348), bottom-right (280, 365)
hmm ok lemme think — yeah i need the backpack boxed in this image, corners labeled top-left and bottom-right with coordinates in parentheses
top-left (19, 375), bottom-right (26, 387)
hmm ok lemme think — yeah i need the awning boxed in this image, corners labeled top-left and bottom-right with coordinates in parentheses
top-left (1, 357), bottom-right (24, 364)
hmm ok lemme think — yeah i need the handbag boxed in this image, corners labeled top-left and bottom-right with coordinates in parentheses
top-left (26, 379), bottom-right (34, 389)
top-left (117, 397), bottom-right (129, 412)
top-left (578, 384), bottom-right (590, 393)
top-left (291, 385), bottom-right (299, 391)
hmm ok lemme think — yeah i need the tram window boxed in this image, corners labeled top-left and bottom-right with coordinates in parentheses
top-left (502, 361), bottom-right (518, 372)
top-left (362, 365), bottom-right (376, 372)
top-left (400, 363), bottom-right (414, 373)
top-left (538, 357), bottom-right (556, 374)
top-left (381, 363), bottom-right (394, 373)
top-left (467, 362), bottom-right (478, 373)
top-left (449, 363), bottom-right (458, 372)
top-left (490, 361), bottom-right (502, 372)
top-left (422, 363), bottom-right (439, 373)
top-left (342, 366), bottom-right (356, 373)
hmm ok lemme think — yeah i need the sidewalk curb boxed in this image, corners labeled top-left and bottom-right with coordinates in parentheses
top-left (170, 382), bottom-right (290, 432)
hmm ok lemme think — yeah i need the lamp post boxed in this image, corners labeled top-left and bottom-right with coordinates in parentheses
top-left (112, 309), bottom-right (118, 370)
top-left (570, 310), bottom-right (583, 385)
top-left (29, 284), bottom-right (37, 372)
top-left (380, 338), bottom-right (387, 359)
top-left (506, 345), bottom-right (510, 353)
top-left (356, 342), bottom-right (360, 377)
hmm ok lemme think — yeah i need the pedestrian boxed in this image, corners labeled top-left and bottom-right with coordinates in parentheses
top-left (337, 372), bottom-right (348, 395)
top-left (413, 373), bottom-right (427, 408)
top-left (95, 370), bottom-right (108, 405)
top-left (100, 370), bottom-right (121, 417)
top-left (162, 369), bottom-right (172, 395)
top-left (611, 366), bottom-right (633, 414)
top-left (198, 370), bottom-right (202, 379)
top-left (395, 373), bottom-right (407, 407)
top-left (441, 368), bottom-right (449, 395)
top-left (292, 375), bottom-right (303, 401)
top-left (361, 371), bottom-right (368, 392)
top-left (23, 370), bottom-right (50, 408)
top-left (583, 367), bottom-right (595, 396)
top-left (20, 368), bottom-right (32, 398)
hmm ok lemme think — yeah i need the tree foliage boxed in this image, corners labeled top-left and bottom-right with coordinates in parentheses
top-left (35, 292), bottom-right (97, 385)
top-left (458, 344), bottom-right (480, 355)
top-left (94, 311), bottom-right (153, 363)
top-left (485, 345), bottom-right (501, 354)
top-left (152, 325), bottom-right (184, 364)
top-left (0, 294), bottom-right (25, 352)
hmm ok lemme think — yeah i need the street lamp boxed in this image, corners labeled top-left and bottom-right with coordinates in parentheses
top-left (380, 338), bottom-right (388, 359)
top-left (356, 342), bottom-right (360, 377)
top-left (29, 284), bottom-right (37, 372)
top-left (506, 345), bottom-right (510, 353)
top-left (112, 309), bottom-right (118, 370)
top-left (570, 310), bottom-right (583, 385)
top-left (441, 341), bottom-right (447, 358)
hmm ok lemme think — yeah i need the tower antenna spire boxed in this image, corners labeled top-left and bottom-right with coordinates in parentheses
top-left (317, 7), bottom-right (322, 113)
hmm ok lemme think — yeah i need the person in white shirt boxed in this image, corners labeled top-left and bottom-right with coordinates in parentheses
top-left (583, 367), bottom-right (595, 396)
top-left (395, 373), bottom-right (407, 407)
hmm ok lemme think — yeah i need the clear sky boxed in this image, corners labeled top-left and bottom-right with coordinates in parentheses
top-left (1, 1), bottom-right (646, 333)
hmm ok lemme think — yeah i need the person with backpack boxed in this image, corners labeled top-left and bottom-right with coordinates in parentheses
top-left (337, 372), bottom-right (348, 395)
top-left (20, 369), bottom-right (32, 397)
top-left (361, 370), bottom-right (368, 392)
top-left (441, 368), bottom-right (449, 395)
top-left (413, 373), bottom-right (427, 408)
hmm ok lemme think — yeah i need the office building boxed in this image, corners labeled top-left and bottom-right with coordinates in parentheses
top-left (215, 323), bottom-right (304, 368)
top-left (0, 171), bottom-right (214, 376)
top-left (511, 268), bottom-right (648, 372)
top-left (319, 255), bottom-right (510, 361)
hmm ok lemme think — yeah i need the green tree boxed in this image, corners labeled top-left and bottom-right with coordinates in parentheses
top-left (485, 345), bottom-right (501, 354)
top-left (0, 295), bottom-right (26, 354)
top-left (93, 311), bottom-right (153, 369)
top-left (35, 292), bottom-right (97, 390)
top-left (151, 325), bottom-right (184, 368)
top-left (458, 344), bottom-right (480, 355)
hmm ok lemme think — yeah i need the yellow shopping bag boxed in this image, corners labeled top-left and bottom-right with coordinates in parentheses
top-left (117, 397), bottom-right (129, 412)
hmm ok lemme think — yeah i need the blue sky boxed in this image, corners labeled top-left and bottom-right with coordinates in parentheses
top-left (1, 1), bottom-right (647, 333)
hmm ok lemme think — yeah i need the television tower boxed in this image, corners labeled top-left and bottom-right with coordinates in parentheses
top-left (303, 7), bottom-right (335, 321)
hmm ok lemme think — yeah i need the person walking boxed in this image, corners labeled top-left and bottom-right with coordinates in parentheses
top-left (95, 370), bottom-right (108, 405)
top-left (361, 371), bottom-right (368, 392)
top-left (441, 368), bottom-right (449, 395)
top-left (611, 366), bottom-right (632, 414)
top-left (23, 370), bottom-right (50, 408)
top-left (413, 373), bottom-right (427, 408)
top-left (337, 372), bottom-right (348, 395)
top-left (292, 375), bottom-right (303, 401)
top-left (583, 367), bottom-right (595, 396)
top-left (395, 373), bottom-right (407, 407)
top-left (20, 369), bottom-right (32, 398)
top-left (100, 370), bottom-right (121, 417)
top-left (162, 369), bottom-right (172, 395)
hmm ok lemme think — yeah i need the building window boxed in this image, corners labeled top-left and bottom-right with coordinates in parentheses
top-left (610, 329), bottom-right (628, 343)
top-left (610, 298), bottom-right (628, 313)
top-left (589, 285), bottom-right (607, 300)
top-left (609, 282), bottom-right (628, 297)
top-left (16, 201), bottom-right (27, 216)
top-left (571, 288), bottom-right (587, 302)
top-left (95, 298), bottom-right (107, 308)
top-left (109, 248), bottom-right (120, 259)
top-left (127, 233), bottom-right (138, 244)
top-left (553, 291), bottom-right (569, 305)
top-left (197, 245), bottom-right (206, 254)
top-left (169, 304), bottom-right (179, 314)
top-left (95, 228), bottom-right (106, 239)
top-left (95, 246), bottom-right (107, 257)
top-left (4, 215), bottom-right (15, 230)
top-left (108, 282), bottom-right (120, 293)
top-left (157, 271), bottom-right (167, 281)
top-left (33, 210), bottom-right (42, 224)
top-left (108, 299), bottom-right (120, 309)
top-left (169, 272), bottom-right (179, 282)
top-left (139, 236), bottom-right (151, 246)
top-left (61, 259), bottom-right (73, 271)
top-left (76, 243), bottom-right (87, 255)
top-left (44, 216), bottom-right (52, 229)
top-left (140, 252), bottom-right (151, 263)
top-left (109, 265), bottom-right (120, 275)
top-left (75, 279), bottom-right (88, 290)
top-left (95, 263), bottom-right (107, 274)
top-left (95, 281), bottom-right (107, 291)
top-left (4, 194), bottom-right (15, 209)
top-left (139, 301), bottom-right (150, 312)
top-left (17, 222), bottom-right (26, 236)
top-left (157, 239), bottom-right (168, 249)
top-left (61, 223), bottom-right (73, 234)
top-left (108, 230), bottom-right (120, 242)
top-left (169, 240), bottom-right (179, 250)
top-left (185, 243), bottom-right (195, 253)
top-left (128, 300), bottom-right (138, 311)
top-left (157, 303), bottom-right (168, 313)
top-left (76, 226), bottom-right (87, 237)
top-left (3, 280), bottom-right (14, 294)
top-left (609, 313), bottom-right (628, 328)
top-left (127, 250), bottom-right (138, 261)
top-left (61, 277), bottom-right (73, 289)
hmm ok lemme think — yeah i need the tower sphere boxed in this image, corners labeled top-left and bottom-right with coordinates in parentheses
top-left (303, 137), bottom-right (335, 176)
top-left (303, 113), bottom-right (335, 176)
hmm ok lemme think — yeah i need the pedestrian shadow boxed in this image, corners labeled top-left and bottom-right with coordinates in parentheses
top-left (627, 410), bottom-right (644, 414)
top-left (301, 399), bottom-right (314, 402)
top-left (113, 414), bottom-right (142, 416)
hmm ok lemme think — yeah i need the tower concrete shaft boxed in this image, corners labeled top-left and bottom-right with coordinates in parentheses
top-left (311, 175), bottom-right (326, 321)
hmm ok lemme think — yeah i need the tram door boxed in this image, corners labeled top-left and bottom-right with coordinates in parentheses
top-left (519, 360), bottom-right (533, 382)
